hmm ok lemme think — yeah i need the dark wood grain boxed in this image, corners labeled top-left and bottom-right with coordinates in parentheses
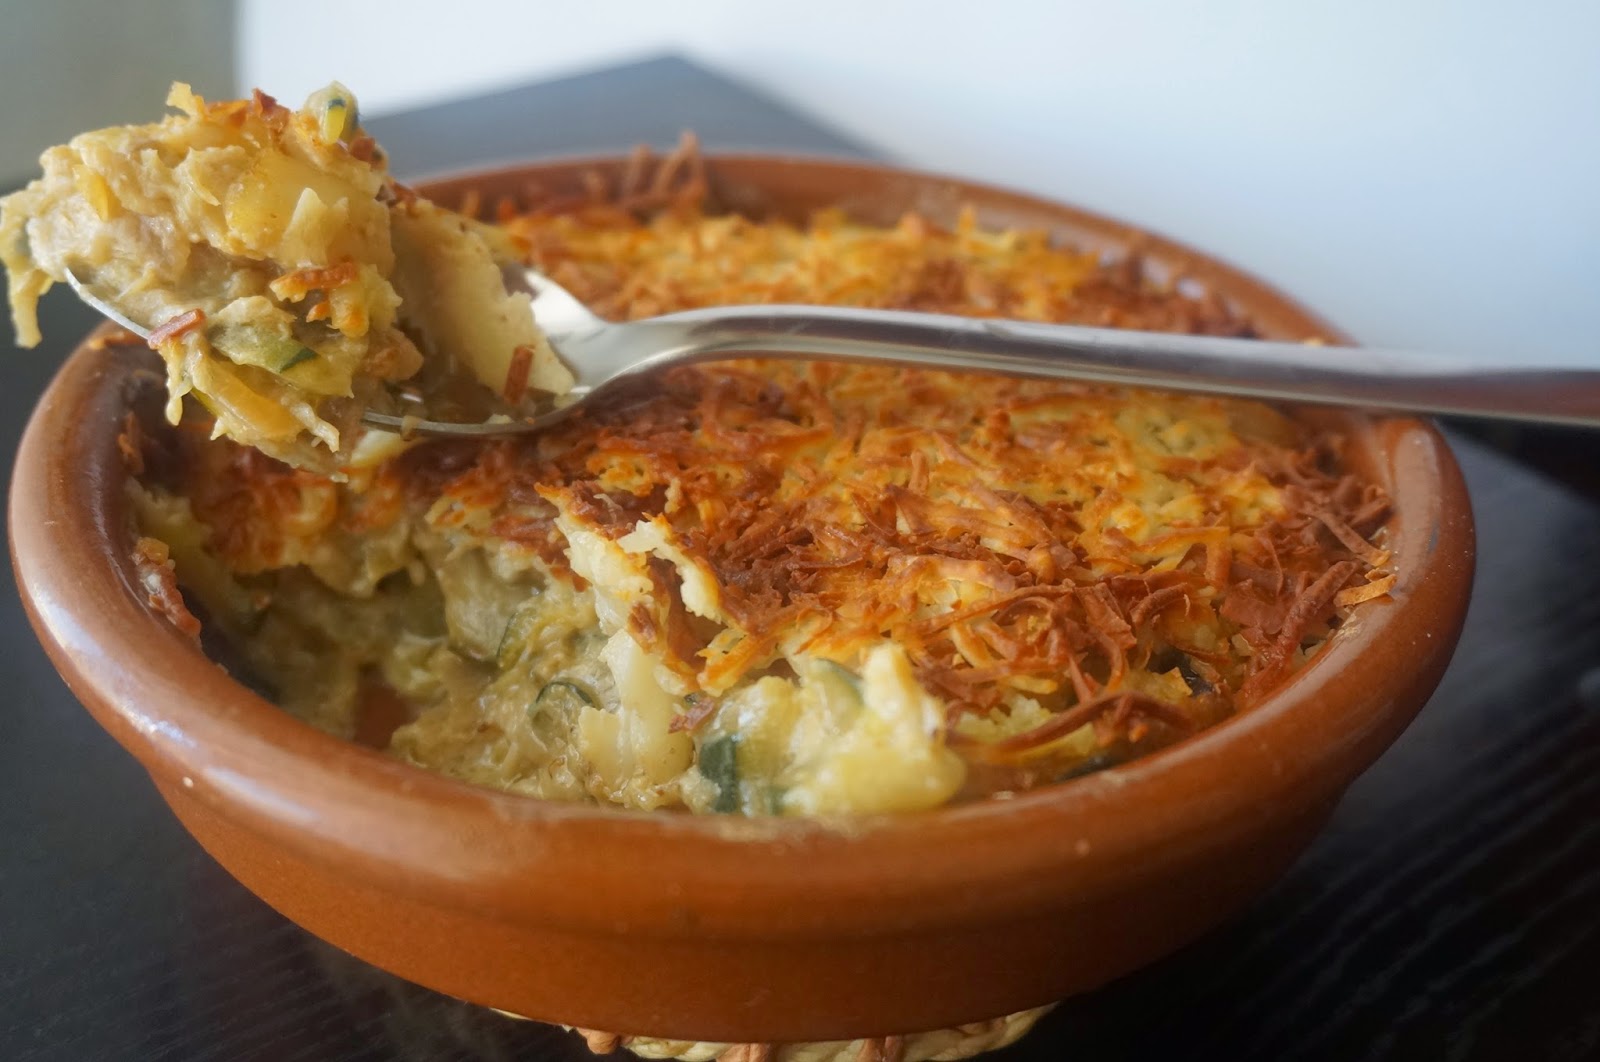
top-left (2, 53), bottom-right (1596, 1062)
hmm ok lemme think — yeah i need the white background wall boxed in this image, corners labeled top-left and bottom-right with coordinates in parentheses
top-left (254, 2), bottom-right (1600, 366)
top-left (0, 1), bottom-right (233, 185)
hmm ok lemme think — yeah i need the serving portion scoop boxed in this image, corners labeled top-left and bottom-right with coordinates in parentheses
top-left (67, 266), bottom-right (1600, 436)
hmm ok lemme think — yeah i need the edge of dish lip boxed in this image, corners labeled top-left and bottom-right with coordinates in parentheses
top-left (7, 154), bottom-right (1476, 940)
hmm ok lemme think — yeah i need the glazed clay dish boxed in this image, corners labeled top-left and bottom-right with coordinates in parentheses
top-left (10, 155), bottom-right (1473, 1046)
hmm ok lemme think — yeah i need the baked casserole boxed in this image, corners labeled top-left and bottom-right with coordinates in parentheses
top-left (0, 84), bottom-right (1394, 817)
top-left (4, 86), bottom-right (1402, 1062)
top-left (103, 146), bottom-right (1392, 819)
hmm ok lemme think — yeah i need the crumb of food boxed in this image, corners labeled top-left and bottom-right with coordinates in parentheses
top-left (132, 536), bottom-right (200, 638)
top-left (116, 411), bottom-right (145, 475)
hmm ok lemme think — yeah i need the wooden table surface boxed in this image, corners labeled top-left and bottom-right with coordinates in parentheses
top-left (2, 55), bottom-right (1597, 1062)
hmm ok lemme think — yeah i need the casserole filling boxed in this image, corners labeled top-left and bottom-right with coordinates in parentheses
top-left (1, 86), bottom-right (1393, 816)
top-left (119, 161), bottom-right (1393, 816)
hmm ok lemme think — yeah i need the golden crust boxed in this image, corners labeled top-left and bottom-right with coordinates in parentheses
top-left (401, 360), bottom-right (1386, 721)
top-left (157, 192), bottom-right (1390, 781)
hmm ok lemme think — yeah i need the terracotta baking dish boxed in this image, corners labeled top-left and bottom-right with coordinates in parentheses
top-left (8, 156), bottom-right (1474, 1043)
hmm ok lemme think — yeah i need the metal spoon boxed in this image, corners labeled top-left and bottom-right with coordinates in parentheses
top-left (67, 267), bottom-right (1600, 435)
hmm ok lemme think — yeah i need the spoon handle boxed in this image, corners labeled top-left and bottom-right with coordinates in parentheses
top-left (633, 305), bottom-right (1600, 429)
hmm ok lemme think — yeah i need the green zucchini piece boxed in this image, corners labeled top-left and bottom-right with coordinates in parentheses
top-left (276, 346), bottom-right (318, 372)
top-left (813, 659), bottom-right (865, 708)
top-left (321, 95), bottom-right (357, 142)
top-left (818, 659), bottom-right (862, 690)
top-left (532, 679), bottom-right (597, 722)
top-left (699, 734), bottom-right (740, 814)
top-left (209, 323), bottom-right (310, 375)
top-left (496, 602), bottom-right (542, 669)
